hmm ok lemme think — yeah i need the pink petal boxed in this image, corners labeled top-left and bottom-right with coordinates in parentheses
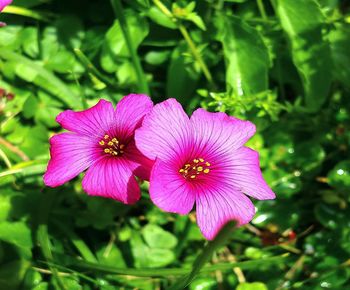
top-left (135, 98), bottom-right (193, 162)
top-left (196, 183), bottom-right (256, 240)
top-left (43, 133), bottom-right (97, 187)
top-left (0, 0), bottom-right (12, 12)
top-left (149, 159), bottom-right (195, 214)
top-left (124, 140), bottom-right (154, 181)
top-left (56, 99), bottom-right (115, 137)
top-left (190, 109), bottom-right (256, 157)
top-left (114, 94), bottom-right (153, 140)
top-left (82, 157), bottom-right (140, 204)
top-left (224, 147), bottom-right (275, 200)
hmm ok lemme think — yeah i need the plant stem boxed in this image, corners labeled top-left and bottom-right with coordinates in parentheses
top-left (111, 0), bottom-right (150, 95)
top-left (168, 222), bottom-right (237, 290)
top-left (257, 0), bottom-right (268, 20)
top-left (153, 0), bottom-right (215, 87)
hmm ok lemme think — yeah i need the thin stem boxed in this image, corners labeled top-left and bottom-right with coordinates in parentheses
top-left (153, 0), bottom-right (215, 87)
top-left (0, 147), bottom-right (12, 168)
top-left (110, 0), bottom-right (150, 95)
top-left (0, 136), bottom-right (29, 161)
top-left (256, 0), bottom-right (268, 20)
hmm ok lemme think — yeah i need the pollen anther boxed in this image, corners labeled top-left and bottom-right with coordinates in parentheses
top-left (99, 135), bottom-right (125, 157)
top-left (179, 158), bottom-right (211, 179)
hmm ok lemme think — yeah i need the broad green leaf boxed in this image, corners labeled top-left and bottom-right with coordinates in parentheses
top-left (101, 9), bottom-right (149, 73)
top-left (215, 15), bottom-right (269, 96)
top-left (329, 24), bottom-right (350, 89)
top-left (327, 160), bottom-right (350, 190)
top-left (237, 282), bottom-right (268, 290)
top-left (167, 42), bottom-right (200, 104)
top-left (0, 49), bottom-right (80, 108)
top-left (0, 222), bottom-right (33, 257)
top-left (276, 0), bottom-right (332, 111)
top-left (0, 260), bottom-right (30, 290)
top-left (142, 224), bottom-right (178, 249)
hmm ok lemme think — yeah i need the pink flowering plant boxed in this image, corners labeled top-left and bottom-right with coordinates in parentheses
top-left (44, 96), bottom-right (275, 240)
top-left (135, 99), bottom-right (275, 239)
top-left (44, 94), bottom-right (154, 204)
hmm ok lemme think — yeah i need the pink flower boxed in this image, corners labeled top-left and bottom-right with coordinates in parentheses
top-left (44, 94), bottom-right (154, 204)
top-left (0, 0), bottom-right (12, 12)
top-left (135, 99), bottom-right (275, 240)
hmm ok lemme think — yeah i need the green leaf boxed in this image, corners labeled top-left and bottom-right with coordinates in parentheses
top-left (0, 222), bottom-right (33, 257)
top-left (101, 9), bottom-right (149, 72)
top-left (327, 160), bottom-right (350, 190)
top-left (329, 24), bottom-right (350, 89)
top-left (167, 43), bottom-right (201, 104)
top-left (142, 224), bottom-right (178, 249)
top-left (0, 260), bottom-right (30, 290)
top-left (237, 282), bottom-right (268, 290)
top-left (276, 0), bottom-right (332, 111)
top-left (215, 14), bottom-right (269, 96)
top-left (0, 49), bottom-right (80, 108)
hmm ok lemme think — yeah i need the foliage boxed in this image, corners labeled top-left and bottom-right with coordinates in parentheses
top-left (1, 0), bottom-right (350, 289)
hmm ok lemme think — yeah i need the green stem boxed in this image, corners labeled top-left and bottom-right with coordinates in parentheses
top-left (46, 252), bottom-right (289, 277)
top-left (153, 0), bottom-right (215, 87)
top-left (169, 222), bottom-right (236, 290)
top-left (53, 220), bottom-right (98, 263)
top-left (110, 0), bottom-right (150, 95)
top-left (36, 190), bottom-right (67, 290)
top-left (256, 0), bottom-right (268, 21)
top-left (74, 48), bottom-right (117, 89)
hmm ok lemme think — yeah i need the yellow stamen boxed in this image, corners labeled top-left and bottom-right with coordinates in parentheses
top-left (112, 138), bottom-right (118, 143)
top-left (203, 168), bottom-right (210, 174)
top-left (108, 141), bottom-right (113, 146)
top-left (104, 134), bottom-right (109, 139)
top-left (104, 148), bottom-right (110, 153)
top-left (199, 158), bottom-right (204, 162)
top-left (197, 166), bottom-right (203, 172)
top-left (205, 162), bottom-right (211, 166)
top-left (99, 140), bottom-right (105, 146)
top-left (179, 169), bottom-right (185, 173)
top-left (190, 175), bottom-right (196, 179)
top-left (193, 159), bottom-right (199, 163)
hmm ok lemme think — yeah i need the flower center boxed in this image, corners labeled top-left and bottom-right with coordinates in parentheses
top-left (179, 158), bottom-right (211, 179)
top-left (99, 134), bottom-right (125, 157)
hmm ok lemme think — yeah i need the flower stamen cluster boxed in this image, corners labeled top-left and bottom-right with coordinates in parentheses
top-left (179, 158), bottom-right (210, 179)
top-left (99, 134), bottom-right (125, 156)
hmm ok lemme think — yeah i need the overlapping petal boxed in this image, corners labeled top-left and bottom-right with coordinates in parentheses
top-left (223, 147), bottom-right (275, 200)
top-left (149, 159), bottom-right (195, 214)
top-left (135, 98), bottom-right (193, 162)
top-left (195, 183), bottom-right (256, 240)
top-left (56, 99), bottom-right (115, 138)
top-left (0, 0), bottom-right (12, 12)
top-left (190, 108), bottom-right (256, 158)
top-left (114, 94), bottom-right (153, 140)
top-left (123, 141), bottom-right (154, 181)
top-left (82, 157), bottom-right (140, 204)
top-left (43, 133), bottom-right (97, 187)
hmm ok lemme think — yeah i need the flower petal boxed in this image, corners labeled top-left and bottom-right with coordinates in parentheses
top-left (135, 98), bottom-right (193, 162)
top-left (224, 147), bottom-right (275, 200)
top-left (149, 159), bottom-right (195, 214)
top-left (56, 99), bottom-right (115, 137)
top-left (190, 108), bottom-right (256, 157)
top-left (114, 94), bottom-right (153, 139)
top-left (0, 0), bottom-right (12, 12)
top-left (43, 133), bottom-right (97, 187)
top-left (82, 157), bottom-right (140, 204)
top-left (196, 183), bottom-right (255, 240)
top-left (124, 141), bottom-right (154, 181)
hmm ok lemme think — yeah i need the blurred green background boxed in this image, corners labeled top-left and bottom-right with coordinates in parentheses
top-left (1, 0), bottom-right (350, 289)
